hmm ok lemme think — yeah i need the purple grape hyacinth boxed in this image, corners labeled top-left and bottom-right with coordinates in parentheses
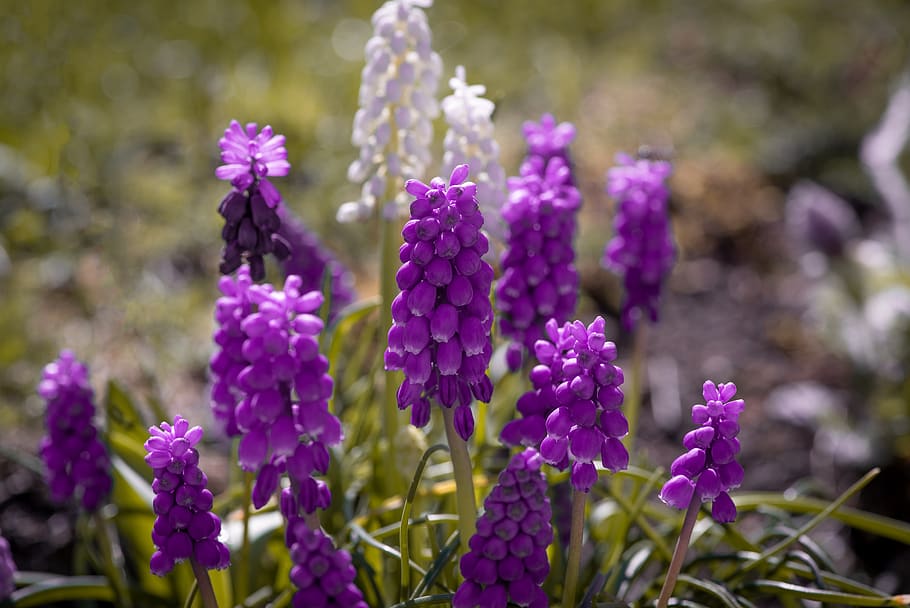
top-left (0, 533), bottom-right (15, 600)
top-left (277, 206), bottom-right (356, 323)
top-left (453, 448), bottom-right (552, 608)
top-left (285, 519), bottom-right (367, 608)
top-left (659, 381), bottom-right (745, 523)
top-left (37, 350), bottom-right (112, 512)
top-left (145, 416), bottom-right (230, 576)
top-left (497, 114), bottom-right (581, 371)
top-left (209, 265), bottom-right (341, 515)
top-left (216, 120), bottom-right (292, 281)
top-left (384, 164), bottom-right (495, 440)
top-left (501, 317), bottom-right (628, 493)
top-left (603, 153), bottom-right (675, 331)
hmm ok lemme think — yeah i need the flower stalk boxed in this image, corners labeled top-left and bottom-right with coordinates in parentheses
top-left (189, 557), bottom-right (219, 608)
top-left (657, 491), bottom-right (700, 608)
top-left (562, 489), bottom-right (587, 608)
top-left (442, 406), bottom-right (476, 554)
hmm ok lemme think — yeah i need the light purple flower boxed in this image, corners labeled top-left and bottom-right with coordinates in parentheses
top-left (145, 416), bottom-right (230, 576)
top-left (659, 381), bottom-right (745, 523)
top-left (37, 350), bottom-right (112, 512)
top-left (384, 164), bottom-right (495, 440)
top-left (216, 120), bottom-right (290, 197)
top-left (501, 317), bottom-right (627, 493)
top-left (603, 153), bottom-right (675, 331)
top-left (453, 448), bottom-right (551, 608)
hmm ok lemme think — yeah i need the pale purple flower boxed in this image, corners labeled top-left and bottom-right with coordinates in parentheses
top-left (37, 350), bottom-right (112, 512)
top-left (384, 165), bottom-right (495, 440)
top-left (659, 381), bottom-right (745, 523)
top-left (145, 416), bottom-right (230, 575)
top-left (603, 154), bottom-right (675, 331)
top-left (340, 0), bottom-right (442, 222)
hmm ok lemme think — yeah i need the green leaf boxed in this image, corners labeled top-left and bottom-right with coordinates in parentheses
top-left (11, 576), bottom-right (114, 607)
top-left (104, 380), bottom-right (148, 440)
top-left (742, 580), bottom-right (910, 606)
top-left (401, 444), bottom-right (448, 600)
top-left (676, 574), bottom-right (743, 608)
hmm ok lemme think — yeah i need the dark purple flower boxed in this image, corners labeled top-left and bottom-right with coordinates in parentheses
top-left (145, 416), bottom-right (229, 576)
top-left (497, 114), bottom-right (581, 370)
top-left (210, 265), bottom-right (341, 515)
top-left (501, 317), bottom-right (627, 493)
top-left (602, 154), bottom-right (675, 331)
top-left (216, 120), bottom-right (292, 281)
top-left (37, 350), bottom-right (112, 512)
top-left (285, 518), bottom-right (367, 608)
top-left (453, 448), bottom-right (551, 608)
top-left (0, 533), bottom-right (15, 600)
top-left (658, 381), bottom-right (745, 523)
top-left (385, 164), bottom-right (495, 440)
top-left (276, 206), bottom-right (356, 323)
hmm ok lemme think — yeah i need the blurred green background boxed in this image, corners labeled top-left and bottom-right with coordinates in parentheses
top-left (2, 0), bottom-right (909, 462)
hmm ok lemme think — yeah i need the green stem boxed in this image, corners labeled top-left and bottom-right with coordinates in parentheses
top-left (657, 491), bottom-right (701, 608)
top-left (562, 489), bottom-right (587, 608)
top-left (624, 322), bottom-right (648, 452)
top-left (441, 407), bottom-right (476, 554)
top-left (237, 471), bottom-right (252, 604)
top-left (93, 512), bottom-right (133, 608)
top-left (380, 203), bottom-right (403, 463)
top-left (189, 558), bottom-right (219, 608)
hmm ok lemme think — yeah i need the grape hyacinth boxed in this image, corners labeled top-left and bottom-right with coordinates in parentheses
top-left (285, 519), bottom-right (367, 608)
top-left (209, 265), bottom-right (340, 515)
top-left (37, 350), bottom-right (112, 512)
top-left (440, 66), bottom-right (506, 242)
top-left (453, 448), bottom-right (552, 608)
top-left (602, 153), bottom-right (675, 331)
top-left (384, 164), bottom-right (495, 440)
top-left (496, 114), bottom-right (581, 370)
top-left (0, 533), bottom-right (15, 600)
top-left (659, 381), bottom-right (745, 523)
top-left (216, 120), bottom-right (291, 281)
top-left (277, 206), bottom-right (357, 322)
top-left (501, 317), bottom-right (628, 493)
top-left (339, 0), bottom-right (442, 222)
top-left (144, 416), bottom-right (230, 576)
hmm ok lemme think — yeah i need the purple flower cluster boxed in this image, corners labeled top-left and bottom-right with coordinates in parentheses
top-left (0, 533), bottom-right (15, 600)
top-left (145, 416), bottom-right (229, 576)
top-left (216, 120), bottom-right (292, 281)
top-left (285, 519), bottom-right (367, 608)
top-left (496, 114), bottom-right (581, 370)
top-left (659, 381), bottom-right (745, 523)
top-left (602, 154), bottom-right (675, 331)
top-left (385, 164), bottom-right (495, 440)
top-left (453, 448), bottom-right (552, 608)
top-left (37, 350), bottom-right (112, 511)
top-left (209, 265), bottom-right (340, 515)
top-left (502, 317), bottom-right (628, 493)
top-left (277, 206), bottom-right (357, 322)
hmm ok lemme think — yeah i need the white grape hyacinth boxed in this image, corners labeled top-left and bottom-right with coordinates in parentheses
top-left (441, 66), bottom-right (507, 242)
top-left (339, 0), bottom-right (442, 223)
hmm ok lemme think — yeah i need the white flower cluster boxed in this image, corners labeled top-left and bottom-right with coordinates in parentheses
top-left (339, 0), bottom-right (442, 223)
top-left (441, 66), bottom-right (507, 241)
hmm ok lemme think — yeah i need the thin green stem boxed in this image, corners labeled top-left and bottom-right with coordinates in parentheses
top-left (380, 214), bottom-right (403, 448)
top-left (93, 512), bottom-right (133, 608)
top-left (441, 407), bottom-right (476, 554)
top-left (237, 470), bottom-right (252, 603)
top-left (562, 489), bottom-right (587, 608)
top-left (189, 558), bottom-right (219, 608)
top-left (657, 491), bottom-right (701, 608)
top-left (624, 322), bottom-right (648, 452)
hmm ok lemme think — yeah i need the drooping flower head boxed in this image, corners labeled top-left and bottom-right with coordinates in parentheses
top-left (659, 381), bottom-right (745, 523)
top-left (501, 317), bottom-right (628, 493)
top-left (216, 120), bottom-right (292, 281)
top-left (144, 416), bottom-right (230, 576)
top-left (276, 206), bottom-right (357, 323)
top-left (285, 519), bottom-right (368, 608)
top-left (0, 533), bottom-right (15, 600)
top-left (37, 350), bottom-right (112, 512)
top-left (339, 0), bottom-right (442, 222)
top-left (496, 114), bottom-right (581, 371)
top-left (384, 164), bottom-right (495, 440)
top-left (603, 153), bottom-right (675, 331)
top-left (453, 448), bottom-right (552, 608)
top-left (441, 66), bottom-right (506, 242)
top-left (209, 265), bottom-right (341, 516)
